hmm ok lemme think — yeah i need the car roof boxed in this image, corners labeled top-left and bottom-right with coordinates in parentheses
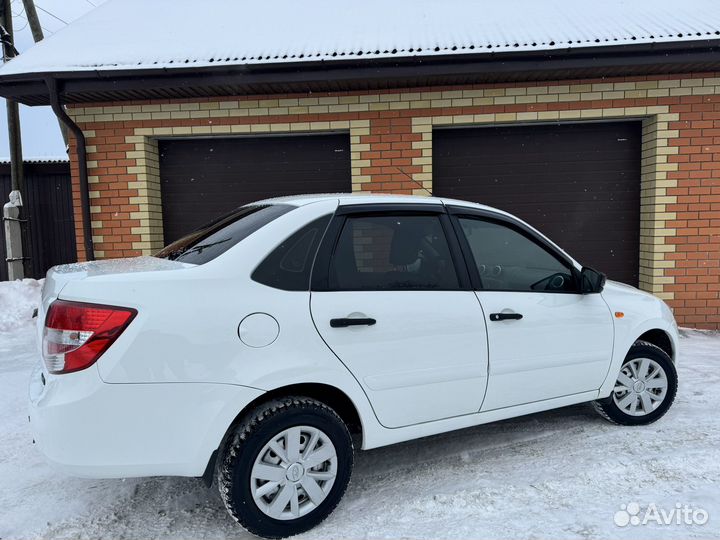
top-left (253, 192), bottom-right (509, 215)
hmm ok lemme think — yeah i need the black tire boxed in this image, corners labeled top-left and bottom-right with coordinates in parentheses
top-left (217, 396), bottom-right (353, 539)
top-left (593, 340), bottom-right (677, 425)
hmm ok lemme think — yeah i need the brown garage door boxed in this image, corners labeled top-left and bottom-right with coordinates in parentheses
top-left (433, 121), bottom-right (642, 285)
top-left (159, 133), bottom-right (351, 243)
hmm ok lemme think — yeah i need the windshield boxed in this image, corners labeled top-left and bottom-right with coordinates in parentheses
top-left (154, 204), bottom-right (294, 265)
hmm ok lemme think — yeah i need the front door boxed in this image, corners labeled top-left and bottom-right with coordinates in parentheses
top-left (310, 207), bottom-right (489, 428)
top-left (450, 211), bottom-right (614, 411)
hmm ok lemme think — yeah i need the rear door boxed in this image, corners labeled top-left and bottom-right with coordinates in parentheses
top-left (449, 207), bottom-right (614, 411)
top-left (310, 204), bottom-right (489, 428)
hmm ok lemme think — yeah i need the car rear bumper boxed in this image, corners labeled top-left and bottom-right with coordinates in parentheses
top-left (28, 361), bottom-right (264, 478)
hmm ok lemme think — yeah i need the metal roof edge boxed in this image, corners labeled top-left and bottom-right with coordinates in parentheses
top-left (2, 39), bottom-right (719, 105)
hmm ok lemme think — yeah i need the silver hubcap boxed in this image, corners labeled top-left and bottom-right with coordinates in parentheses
top-left (250, 425), bottom-right (337, 520)
top-left (613, 357), bottom-right (668, 416)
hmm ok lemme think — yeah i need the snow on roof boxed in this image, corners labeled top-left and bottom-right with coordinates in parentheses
top-left (255, 193), bottom-right (445, 206)
top-left (252, 193), bottom-right (506, 214)
top-left (0, 157), bottom-right (69, 164)
top-left (1, 0), bottom-right (719, 77)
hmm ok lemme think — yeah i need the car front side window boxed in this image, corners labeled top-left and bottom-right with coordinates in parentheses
top-left (457, 217), bottom-right (576, 293)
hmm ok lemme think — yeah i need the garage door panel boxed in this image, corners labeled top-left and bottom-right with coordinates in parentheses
top-left (438, 148), bottom-right (640, 161)
top-left (445, 187), bottom-right (637, 202)
top-left (434, 122), bottom-right (641, 285)
top-left (439, 163), bottom-right (636, 176)
top-left (161, 162), bottom-right (349, 173)
top-left (159, 134), bottom-right (350, 243)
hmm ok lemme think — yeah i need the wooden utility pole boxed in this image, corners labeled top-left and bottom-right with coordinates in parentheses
top-left (0, 0), bottom-right (23, 194)
top-left (0, 0), bottom-right (29, 279)
top-left (21, 0), bottom-right (43, 42)
top-left (22, 0), bottom-right (68, 147)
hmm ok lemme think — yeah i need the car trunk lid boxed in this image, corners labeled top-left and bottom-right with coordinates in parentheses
top-left (40, 256), bottom-right (194, 315)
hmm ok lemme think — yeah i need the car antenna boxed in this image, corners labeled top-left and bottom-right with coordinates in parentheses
top-left (393, 166), bottom-right (433, 197)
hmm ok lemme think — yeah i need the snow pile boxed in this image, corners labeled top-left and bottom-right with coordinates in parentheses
top-left (0, 279), bottom-right (42, 333)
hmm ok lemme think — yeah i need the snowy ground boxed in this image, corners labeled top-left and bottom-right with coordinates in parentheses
top-left (1, 280), bottom-right (719, 540)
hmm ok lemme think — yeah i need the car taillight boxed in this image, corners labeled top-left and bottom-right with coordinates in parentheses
top-left (42, 300), bottom-right (137, 374)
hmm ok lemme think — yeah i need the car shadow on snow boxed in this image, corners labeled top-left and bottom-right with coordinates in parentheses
top-left (352, 402), bottom-right (604, 479)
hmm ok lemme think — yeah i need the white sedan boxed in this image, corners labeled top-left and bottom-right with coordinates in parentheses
top-left (30, 194), bottom-right (678, 538)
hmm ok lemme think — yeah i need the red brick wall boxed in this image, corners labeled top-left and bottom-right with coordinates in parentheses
top-left (66, 72), bottom-right (720, 328)
top-left (666, 101), bottom-right (720, 327)
top-left (358, 116), bottom-right (424, 192)
top-left (68, 127), bottom-right (141, 259)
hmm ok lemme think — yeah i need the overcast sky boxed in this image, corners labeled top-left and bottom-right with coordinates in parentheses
top-left (0, 0), bottom-right (108, 158)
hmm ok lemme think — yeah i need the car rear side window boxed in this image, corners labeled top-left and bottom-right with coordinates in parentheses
top-left (155, 204), bottom-right (293, 265)
top-left (328, 214), bottom-right (460, 291)
top-left (252, 214), bottom-right (332, 290)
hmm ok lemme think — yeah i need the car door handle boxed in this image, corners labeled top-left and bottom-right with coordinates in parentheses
top-left (489, 312), bottom-right (523, 322)
top-left (330, 317), bottom-right (377, 328)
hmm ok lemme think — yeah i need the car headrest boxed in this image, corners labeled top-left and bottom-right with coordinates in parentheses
top-left (389, 223), bottom-right (422, 266)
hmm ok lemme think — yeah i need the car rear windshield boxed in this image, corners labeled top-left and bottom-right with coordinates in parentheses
top-left (154, 204), bottom-right (294, 265)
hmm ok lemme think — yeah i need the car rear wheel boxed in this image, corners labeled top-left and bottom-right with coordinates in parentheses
top-left (593, 340), bottom-right (677, 425)
top-left (218, 397), bottom-right (353, 539)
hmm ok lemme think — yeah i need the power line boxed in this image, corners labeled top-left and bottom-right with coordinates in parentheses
top-left (34, 3), bottom-right (67, 25)
top-left (13, 11), bottom-right (30, 30)
top-left (10, 0), bottom-right (24, 18)
top-left (13, 1), bottom-right (100, 36)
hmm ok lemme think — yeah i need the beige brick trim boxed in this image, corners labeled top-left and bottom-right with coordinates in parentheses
top-left (127, 123), bottom-right (358, 252)
top-left (67, 75), bottom-right (720, 295)
top-left (410, 119), bottom-right (432, 195)
top-left (69, 77), bottom-right (720, 123)
top-left (128, 137), bottom-right (164, 254)
top-left (350, 120), bottom-right (371, 192)
top-left (639, 114), bottom-right (680, 299)
top-left (417, 108), bottom-right (679, 298)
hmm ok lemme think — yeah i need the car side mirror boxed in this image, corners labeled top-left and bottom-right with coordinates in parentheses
top-left (580, 267), bottom-right (606, 294)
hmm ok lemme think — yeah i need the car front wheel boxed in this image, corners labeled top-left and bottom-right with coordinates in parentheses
top-left (218, 397), bottom-right (353, 539)
top-left (594, 340), bottom-right (677, 425)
